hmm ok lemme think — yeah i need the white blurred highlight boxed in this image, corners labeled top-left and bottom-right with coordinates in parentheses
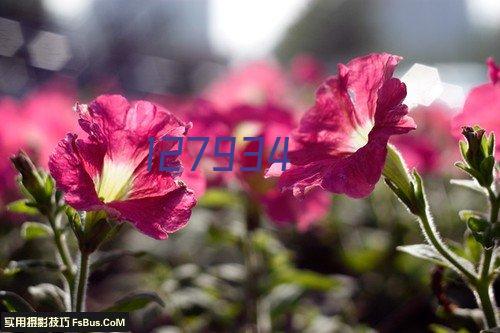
top-left (401, 63), bottom-right (465, 110)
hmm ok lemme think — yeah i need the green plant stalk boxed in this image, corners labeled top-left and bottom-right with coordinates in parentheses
top-left (47, 211), bottom-right (75, 310)
top-left (74, 252), bottom-right (90, 312)
top-left (475, 188), bottom-right (499, 328)
top-left (243, 197), bottom-right (261, 333)
top-left (416, 210), bottom-right (476, 283)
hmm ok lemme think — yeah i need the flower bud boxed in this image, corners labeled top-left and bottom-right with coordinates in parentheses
top-left (10, 151), bottom-right (50, 205)
top-left (383, 145), bottom-right (413, 199)
top-left (458, 126), bottom-right (495, 187)
top-left (459, 210), bottom-right (493, 248)
top-left (383, 145), bottom-right (425, 214)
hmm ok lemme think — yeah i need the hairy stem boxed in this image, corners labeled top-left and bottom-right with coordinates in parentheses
top-left (74, 252), bottom-right (90, 312)
top-left (475, 188), bottom-right (499, 328)
top-left (47, 211), bottom-right (75, 310)
top-left (417, 210), bottom-right (476, 282)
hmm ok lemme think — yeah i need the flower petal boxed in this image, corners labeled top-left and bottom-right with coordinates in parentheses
top-left (107, 187), bottom-right (196, 240)
top-left (321, 136), bottom-right (389, 198)
top-left (343, 53), bottom-right (402, 120)
top-left (49, 134), bottom-right (103, 210)
top-left (261, 188), bottom-right (329, 231)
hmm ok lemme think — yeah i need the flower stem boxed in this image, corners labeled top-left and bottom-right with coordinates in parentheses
top-left (74, 252), bottom-right (90, 312)
top-left (47, 211), bottom-right (75, 310)
top-left (417, 210), bottom-right (477, 283)
top-left (243, 197), bottom-right (261, 333)
top-left (475, 188), bottom-right (499, 328)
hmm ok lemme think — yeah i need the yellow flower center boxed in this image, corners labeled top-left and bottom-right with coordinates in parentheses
top-left (96, 158), bottom-right (135, 203)
top-left (349, 122), bottom-right (374, 151)
top-left (233, 121), bottom-right (262, 147)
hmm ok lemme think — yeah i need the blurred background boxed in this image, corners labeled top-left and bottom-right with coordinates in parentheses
top-left (0, 0), bottom-right (499, 97)
top-left (1, 1), bottom-right (499, 332)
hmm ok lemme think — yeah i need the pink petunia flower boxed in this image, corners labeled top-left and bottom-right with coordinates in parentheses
top-left (290, 54), bottom-right (326, 85)
top-left (231, 104), bottom-right (330, 230)
top-left (49, 95), bottom-right (197, 240)
top-left (453, 57), bottom-right (500, 156)
top-left (268, 53), bottom-right (416, 198)
top-left (174, 98), bottom-right (329, 230)
top-left (204, 61), bottom-right (288, 110)
top-left (0, 78), bottom-right (79, 207)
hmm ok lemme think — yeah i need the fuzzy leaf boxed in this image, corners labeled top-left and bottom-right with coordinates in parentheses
top-left (198, 188), bottom-right (240, 208)
top-left (28, 283), bottom-right (66, 311)
top-left (4, 260), bottom-right (61, 275)
top-left (7, 199), bottom-right (39, 216)
top-left (467, 218), bottom-right (489, 233)
top-left (450, 179), bottom-right (485, 194)
top-left (397, 244), bottom-right (449, 267)
top-left (21, 222), bottom-right (53, 240)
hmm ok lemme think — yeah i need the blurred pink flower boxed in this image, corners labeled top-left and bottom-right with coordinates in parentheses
top-left (49, 95), bottom-right (196, 240)
top-left (290, 54), bottom-right (326, 85)
top-left (0, 79), bottom-right (79, 206)
top-left (392, 102), bottom-right (459, 175)
top-left (232, 104), bottom-right (330, 230)
top-left (180, 99), bottom-right (233, 188)
top-left (488, 57), bottom-right (500, 84)
top-left (453, 57), bottom-right (500, 155)
top-left (268, 53), bottom-right (416, 198)
top-left (153, 100), bottom-right (208, 197)
top-left (175, 98), bottom-right (329, 230)
top-left (204, 61), bottom-right (288, 110)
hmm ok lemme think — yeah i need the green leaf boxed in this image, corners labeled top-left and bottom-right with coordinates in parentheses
top-left (43, 173), bottom-right (55, 197)
top-left (7, 199), bottom-right (39, 216)
top-left (458, 210), bottom-right (484, 223)
top-left (21, 222), bottom-right (53, 240)
top-left (487, 132), bottom-right (495, 156)
top-left (384, 178), bottom-right (413, 211)
top-left (65, 206), bottom-right (84, 239)
top-left (28, 283), bottom-right (66, 311)
top-left (454, 162), bottom-right (483, 181)
top-left (0, 291), bottom-right (35, 312)
top-left (397, 244), bottom-right (449, 267)
top-left (464, 233), bottom-right (482, 265)
top-left (4, 260), bottom-right (61, 275)
top-left (480, 156), bottom-right (495, 185)
top-left (459, 140), bottom-right (468, 161)
top-left (450, 179), bottom-right (485, 194)
top-left (101, 292), bottom-right (164, 312)
top-left (198, 188), bottom-right (240, 208)
top-left (467, 217), bottom-right (489, 233)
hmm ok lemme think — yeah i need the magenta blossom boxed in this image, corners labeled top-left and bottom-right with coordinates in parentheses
top-left (268, 53), bottom-right (416, 198)
top-left (49, 95), bottom-right (197, 240)
top-left (204, 61), bottom-right (288, 110)
top-left (0, 79), bottom-right (79, 208)
top-left (232, 104), bottom-right (330, 230)
top-left (290, 54), bottom-right (326, 85)
top-left (453, 57), bottom-right (500, 156)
